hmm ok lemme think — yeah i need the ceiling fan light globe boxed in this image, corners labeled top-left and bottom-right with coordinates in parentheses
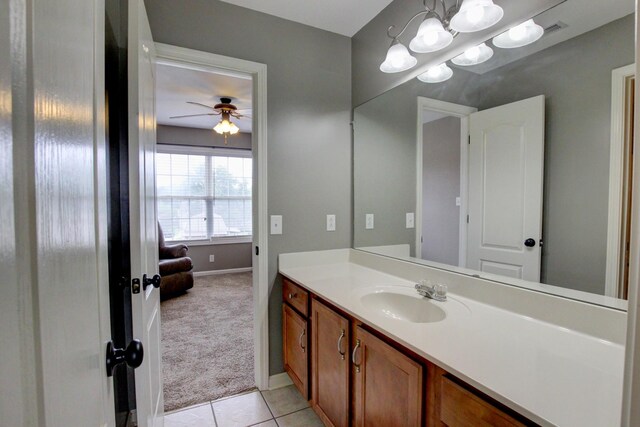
top-left (409, 18), bottom-right (453, 53)
top-left (380, 41), bottom-right (417, 73)
top-left (449, 0), bottom-right (503, 33)
top-left (493, 19), bottom-right (544, 48)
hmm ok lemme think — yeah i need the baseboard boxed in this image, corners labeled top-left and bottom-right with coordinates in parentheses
top-left (193, 267), bottom-right (253, 277)
top-left (268, 372), bottom-right (293, 390)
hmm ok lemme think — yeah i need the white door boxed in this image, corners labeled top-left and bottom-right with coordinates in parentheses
top-left (466, 95), bottom-right (545, 281)
top-left (129, 1), bottom-right (163, 425)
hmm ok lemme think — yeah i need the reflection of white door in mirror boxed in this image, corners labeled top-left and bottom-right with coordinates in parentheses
top-left (466, 95), bottom-right (545, 281)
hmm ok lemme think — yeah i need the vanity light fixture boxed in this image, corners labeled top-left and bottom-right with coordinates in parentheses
top-left (493, 19), bottom-right (544, 48)
top-left (417, 63), bottom-right (453, 83)
top-left (451, 42), bottom-right (493, 66)
top-left (379, 0), bottom-right (503, 73)
top-left (380, 38), bottom-right (418, 73)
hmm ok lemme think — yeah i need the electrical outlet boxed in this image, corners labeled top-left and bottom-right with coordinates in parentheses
top-left (365, 214), bottom-right (374, 229)
top-left (209, 255), bottom-right (215, 263)
top-left (326, 214), bottom-right (336, 231)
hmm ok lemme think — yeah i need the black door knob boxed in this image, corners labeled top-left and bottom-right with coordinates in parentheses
top-left (524, 238), bottom-right (536, 247)
top-left (143, 274), bottom-right (161, 290)
top-left (106, 339), bottom-right (144, 377)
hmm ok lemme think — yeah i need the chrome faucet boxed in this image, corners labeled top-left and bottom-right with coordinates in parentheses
top-left (415, 281), bottom-right (447, 302)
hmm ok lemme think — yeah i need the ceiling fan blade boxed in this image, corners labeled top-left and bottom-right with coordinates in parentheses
top-left (232, 113), bottom-right (252, 119)
top-left (186, 101), bottom-right (217, 111)
top-left (169, 113), bottom-right (217, 119)
top-left (235, 108), bottom-right (252, 112)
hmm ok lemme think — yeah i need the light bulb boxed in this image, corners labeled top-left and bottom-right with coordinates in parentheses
top-left (493, 19), bottom-right (544, 49)
top-left (451, 43), bottom-right (493, 66)
top-left (380, 40), bottom-right (417, 73)
top-left (409, 17), bottom-right (453, 53)
top-left (465, 46), bottom-right (480, 62)
top-left (508, 24), bottom-right (527, 41)
top-left (466, 6), bottom-right (485, 24)
top-left (417, 63), bottom-right (453, 83)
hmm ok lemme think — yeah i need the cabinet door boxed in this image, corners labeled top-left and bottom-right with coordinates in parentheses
top-left (311, 299), bottom-right (350, 427)
top-left (353, 326), bottom-right (423, 427)
top-left (283, 304), bottom-right (309, 398)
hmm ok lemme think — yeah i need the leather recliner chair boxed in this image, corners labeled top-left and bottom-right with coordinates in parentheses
top-left (158, 224), bottom-right (194, 300)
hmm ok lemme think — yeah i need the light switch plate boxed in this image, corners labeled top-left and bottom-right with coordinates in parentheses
top-left (209, 255), bottom-right (215, 263)
top-left (365, 214), bottom-right (374, 230)
top-left (270, 215), bottom-right (282, 235)
top-left (326, 214), bottom-right (336, 231)
top-left (455, 197), bottom-right (461, 206)
top-left (406, 212), bottom-right (415, 229)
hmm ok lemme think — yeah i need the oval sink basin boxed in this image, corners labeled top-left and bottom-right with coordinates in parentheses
top-left (361, 292), bottom-right (446, 323)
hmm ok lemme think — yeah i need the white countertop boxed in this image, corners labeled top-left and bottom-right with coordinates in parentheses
top-left (279, 252), bottom-right (625, 427)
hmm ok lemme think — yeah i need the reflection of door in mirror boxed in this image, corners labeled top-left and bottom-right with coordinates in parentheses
top-left (467, 96), bottom-right (545, 282)
top-left (608, 65), bottom-right (636, 299)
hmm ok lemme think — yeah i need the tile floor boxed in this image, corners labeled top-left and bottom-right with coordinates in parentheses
top-left (164, 385), bottom-right (324, 427)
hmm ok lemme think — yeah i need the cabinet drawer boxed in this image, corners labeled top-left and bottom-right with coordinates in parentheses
top-left (283, 278), bottom-right (309, 316)
top-left (440, 376), bottom-right (526, 427)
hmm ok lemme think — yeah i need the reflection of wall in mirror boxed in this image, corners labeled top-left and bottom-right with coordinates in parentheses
top-left (422, 116), bottom-right (461, 265)
top-left (353, 13), bottom-right (634, 296)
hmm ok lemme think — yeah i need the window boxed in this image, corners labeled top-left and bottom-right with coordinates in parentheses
top-left (156, 146), bottom-right (252, 242)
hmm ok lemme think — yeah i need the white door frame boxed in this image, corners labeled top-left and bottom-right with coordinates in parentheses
top-left (154, 43), bottom-right (270, 390)
top-left (416, 97), bottom-right (477, 265)
top-left (605, 63), bottom-right (635, 298)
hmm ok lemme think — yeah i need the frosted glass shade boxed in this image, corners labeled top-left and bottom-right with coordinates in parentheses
top-left (380, 41), bottom-right (417, 73)
top-left (214, 117), bottom-right (239, 135)
top-left (409, 17), bottom-right (454, 53)
top-left (451, 43), bottom-right (494, 66)
top-left (417, 63), bottom-right (453, 83)
top-left (493, 19), bottom-right (544, 48)
top-left (449, 0), bottom-right (503, 33)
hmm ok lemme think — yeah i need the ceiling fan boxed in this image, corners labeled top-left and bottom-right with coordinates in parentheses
top-left (169, 97), bottom-right (251, 144)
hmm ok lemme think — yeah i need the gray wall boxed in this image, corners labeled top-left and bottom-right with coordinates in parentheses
top-left (352, 14), bottom-right (634, 295)
top-left (158, 124), bottom-right (252, 149)
top-left (145, 0), bottom-right (352, 375)
top-left (422, 117), bottom-right (460, 265)
top-left (187, 243), bottom-right (252, 272)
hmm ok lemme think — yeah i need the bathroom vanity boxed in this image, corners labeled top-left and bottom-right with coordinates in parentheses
top-left (279, 249), bottom-right (626, 427)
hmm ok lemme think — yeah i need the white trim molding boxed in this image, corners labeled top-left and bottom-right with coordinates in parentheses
top-left (268, 373), bottom-right (293, 390)
top-left (155, 43), bottom-right (270, 391)
top-left (193, 267), bottom-right (253, 277)
top-left (605, 63), bottom-right (635, 298)
top-left (416, 97), bottom-right (477, 266)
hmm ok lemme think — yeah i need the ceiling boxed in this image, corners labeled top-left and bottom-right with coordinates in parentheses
top-left (156, 63), bottom-right (253, 132)
top-left (218, 0), bottom-right (395, 37)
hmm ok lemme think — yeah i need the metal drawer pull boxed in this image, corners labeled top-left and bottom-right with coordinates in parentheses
top-left (337, 330), bottom-right (346, 360)
top-left (288, 292), bottom-right (297, 299)
top-left (352, 339), bottom-right (361, 373)
top-left (299, 328), bottom-right (306, 353)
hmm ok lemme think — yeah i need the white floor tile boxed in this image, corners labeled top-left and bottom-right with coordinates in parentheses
top-left (212, 391), bottom-right (272, 427)
top-left (164, 403), bottom-right (215, 427)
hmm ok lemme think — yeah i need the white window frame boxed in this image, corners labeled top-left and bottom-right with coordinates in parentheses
top-left (156, 143), bottom-right (253, 245)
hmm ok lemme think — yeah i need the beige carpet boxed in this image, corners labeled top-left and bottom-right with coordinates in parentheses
top-left (161, 272), bottom-right (255, 412)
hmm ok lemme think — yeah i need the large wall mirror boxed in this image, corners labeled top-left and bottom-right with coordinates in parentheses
top-left (353, 0), bottom-right (635, 309)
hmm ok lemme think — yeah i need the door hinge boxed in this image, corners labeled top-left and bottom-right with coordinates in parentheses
top-left (467, 215), bottom-right (469, 223)
top-left (468, 135), bottom-right (471, 144)
top-left (255, 246), bottom-right (259, 256)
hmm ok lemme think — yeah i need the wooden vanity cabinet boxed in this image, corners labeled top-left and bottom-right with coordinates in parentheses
top-left (353, 325), bottom-right (423, 427)
top-left (282, 278), bottom-right (310, 399)
top-left (311, 299), bottom-right (350, 427)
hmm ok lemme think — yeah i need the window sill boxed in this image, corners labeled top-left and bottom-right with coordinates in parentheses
top-left (167, 236), bottom-right (253, 246)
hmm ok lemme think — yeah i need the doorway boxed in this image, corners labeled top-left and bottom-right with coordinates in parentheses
top-left (154, 44), bottom-right (269, 412)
